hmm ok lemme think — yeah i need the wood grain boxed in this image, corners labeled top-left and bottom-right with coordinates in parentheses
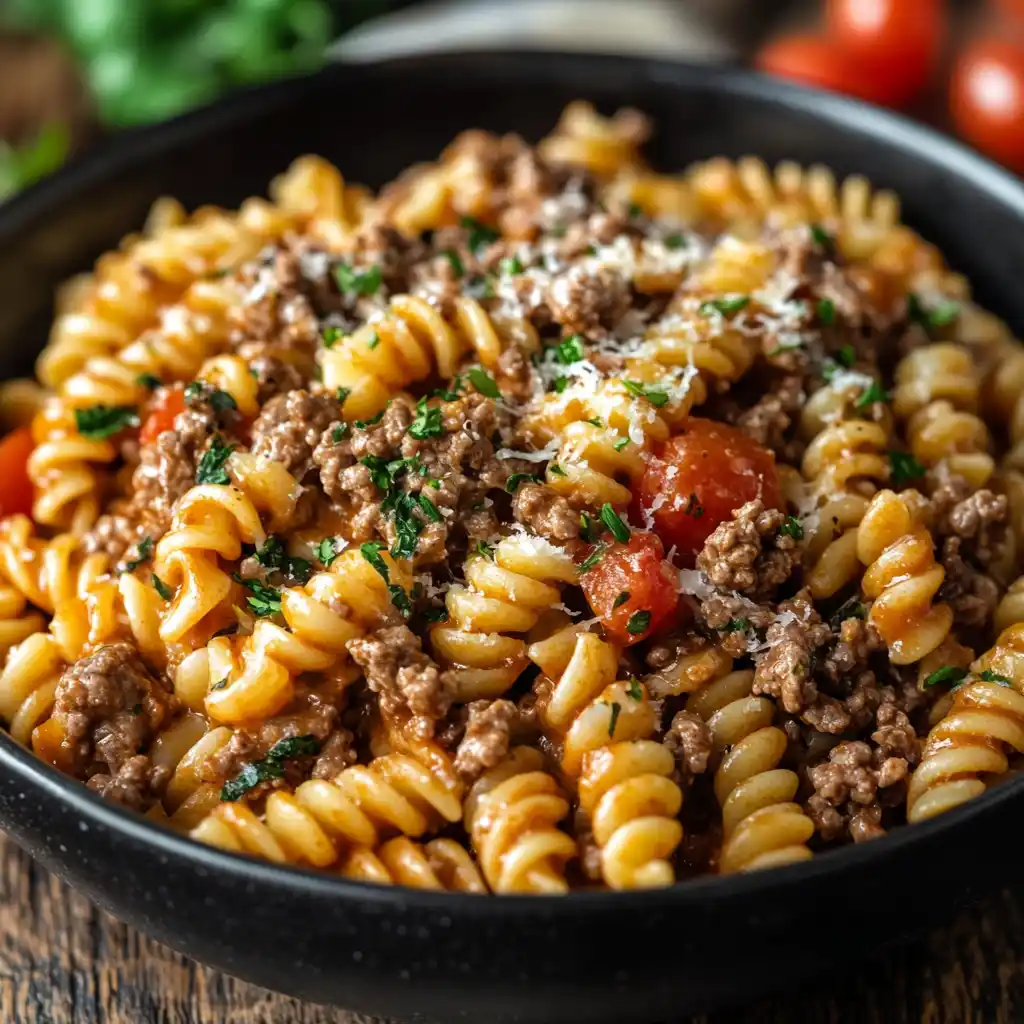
top-left (0, 832), bottom-right (1022, 1024)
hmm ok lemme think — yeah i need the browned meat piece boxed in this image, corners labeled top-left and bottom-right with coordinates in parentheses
top-left (733, 375), bottom-right (805, 462)
top-left (513, 483), bottom-right (580, 542)
top-left (347, 625), bottom-right (453, 740)
top-left (250, 388), bottom-right (342, 481)
top-left (53, 643), bottom-right (175, 782)
top-left (939, 536), bottom-right (1001, 630)
top-left (453, 699), bottom-right (516, 783)
top-left (663, 711), bottom-right (713, 778)
top-left (86, 754), bottom-right (161, 812)
top-left (752, 600), bottom-right (831, 717)
top-left (546, 264), bottom-right (631, 338)
top-left (696, 499), bottom-right (799, 598)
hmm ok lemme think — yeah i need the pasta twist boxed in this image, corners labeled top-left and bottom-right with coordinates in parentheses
top-left (536, 632), bottom-right (683, 888)
top-left (907, 622), bottom-right (1024, 822)
top-left (892, 344), bottom-right (994, 486)
top-left (430, 535), bottom-right (578, 702)
top-left (320, 295), bottom-right (505, 423)
top-left (989, 346), bottom-right (1024, 472)
top-left (684, 157), bottom-right (900, 258)
top-left (856, 489), bottom-right (953, 664)
top-left (537, 100), bottom-right (648, 178)
top-left (341, 837), bottom-right (486, 892)
top-left (0, 630), bottom-right (66, 746)
top-left (190, 750), bottom-right (462, 869)
top-left (464, 746), bottom-right (577, 893)
top-left (686, 663), bottom-right (815, 873)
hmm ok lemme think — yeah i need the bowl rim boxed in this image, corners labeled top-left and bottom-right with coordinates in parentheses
top-left (4, 48), bottom-right (1024, 913)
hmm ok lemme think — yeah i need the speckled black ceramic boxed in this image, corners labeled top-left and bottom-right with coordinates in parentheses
top-left (2, 53), bottom-right (1024, 1024)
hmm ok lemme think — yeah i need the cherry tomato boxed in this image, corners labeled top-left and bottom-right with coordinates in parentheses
top-left (634, 418), bottom-right (781, 568)
top-left (0, 427), bottom-right (35, 518)
top-left (140, 386), bottom-right (186, 446)
top-left (993, 0), bottom-right (1024, 22)
top-left (579, 533), bottom-right (679, 647)
top-left (756, 36), bottom-right (873, 103)
top-left (826, 0), bottom-right (944, 106)
top-left (950, 38), bottom-right (1024, 172)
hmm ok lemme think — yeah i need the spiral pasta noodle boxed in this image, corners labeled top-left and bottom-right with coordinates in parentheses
top-left (686, 663), bottom-right (814, 873)
top-left (857, 489), bottom-right (953, 664)
top-left (341, 836), bottom-right (486, 892)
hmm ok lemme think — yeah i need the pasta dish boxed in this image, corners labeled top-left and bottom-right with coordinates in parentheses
top-left (0, 102), bottom-right (1021, 894)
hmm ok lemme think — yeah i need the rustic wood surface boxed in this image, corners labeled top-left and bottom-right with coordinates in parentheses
top-left (0, 832), bottom-right (1021, 1024)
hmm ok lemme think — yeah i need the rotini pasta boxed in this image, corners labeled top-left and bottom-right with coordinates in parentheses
top-left (3, 102), bottom-right (1023, 897)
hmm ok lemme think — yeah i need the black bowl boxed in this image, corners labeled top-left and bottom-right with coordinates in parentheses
top-left (2, 52), bottom-right (1024, 1024)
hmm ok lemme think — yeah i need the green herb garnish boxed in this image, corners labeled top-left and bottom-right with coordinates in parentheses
top-left (577, 543), bottom-right (606, 574)
top-left (889, 450), bottom-right (926, 486)
top-left (817, 298), bottom-right (836, 325)
top-left (723, 618), bottom-right (750, 633)
top-left (359, 541), bottom-right (412, 616)
top-left (922, 666), bottom-right (969, 689)
top-left (780, 516), bottom-right (804, 540)
top-left (461, 215), bottom-right (500, 252)
top-left (622, 380), bottom-right (669, 407)
top-left (980, 669), bottom-right (1014, 687)
top-left (506, 473), bottom-right (542, 493)
top-left (606, 701), bottom-right (622, 737)
top-left (136, 374), bottom-right (161, 391)
top-left (195, 434), bottom-right (235, 485)
top-left (699, 296), bottom-right (750, 317)
top-left (315, 537), bottom-right (344, 567)
top-left (253, 536), bottom-right (311, 583)
top-left (908, 293), bottom-right (960, 332)
top-left (122, 536), bottom-right (154, 574)
top-left (151, 574), bottom-right (173, 601)
top-left (322, 325), bottom-right (343, 348)
top-left (626, 677), bottom-right (643, 700)
top-left (854, 381), bottom-right (889, 410)
top-left (220, 735), bottom-right (321, 802)
top-left (500, 255), bottom-right (524, 275)
top-left (613, 591), bottom-right (631, 609)
top-left (233, 575), bottom-right (283, 617)
top-left (468, 367), bottom-right (500, 398)
top-left (626, 610), bottom-right (651, 635)
top-left (442, 250), bottom-right (465, 278)
top-left (334, 262), bottom-right (382, 297)
top-left (555, 335), bottom-right (585, 365)
top-left (408, 397), bottom-right (445, 440)
top-left (74, 405), bottom-right (139, 440)
top-left (600, 504), bottom-right (630, 543)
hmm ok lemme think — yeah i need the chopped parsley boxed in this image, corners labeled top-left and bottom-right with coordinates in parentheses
top-left (626, 676), bottom-right (643, 700)
top-left (663, 232), bottom-right (687, 250)
top-left (830, 597), bottom-right (866, 629)
top-left (836, 343), bottom-right (856, 368)
top-left (335, 387), bottom-right (351, 407)
top-left (433, 377), bottom-right (465, 402)
top-left (854, 381), bottom-right (889, 410)
top-left (474, 540), bottom-right (495, 560)
top-left (315, 537), bottom-right (344, 567)
top-left (461, 215), bottom-right (500, 253)
top-left (122, 536), bottom-right (153, 574)
top-left (253, 536), bottom-right (311, 583)
top-left (699, 295), bottom-right (750, 317)
top-left (195, 434), bottom-right (235, 485)
top-left (810, 224), bottom-right (833, 248)
top-left (922, 666), bottom-right (969, 689)
top-left (500, 255), bottom-right (524, 275)
top-left (131, 703), bottom-right (142, 716)
top-left (209, 389), bottom-right (237, 413)
top-left (780, 516), bottom-right (804, 540)
top-left (441, 250), bottom-right (465, 278)
top-left (210, 678), bottom-right (229, 691)
top-left (579, 512), bottom-right (598, 543)
top-left (908, 293), bottom-right (960, 332)
top-left (889, 450), bottom-right (926, 486)
top-left (333, 262), bottom-right (382, 297)
top-left (613, 437), bottom-right (630, 452)
top-left (408, 397), bottom-right (445, 440)
top-left (221, 735), bottom-right (321, 802)
top-left (418, 494), bottom-right (442, 522)
top-left (622, 379), bottom-right (669, 407)
top-left (354, 409), bottom-right (385, 429)
top-left (549, 464), bottom-right (567, 477)
top-left (136, 374), bottom-right (161, 391)
top-left (506, 473), bottom-right (542, 493)
top-left (577, 543), bottom-right (606, 574)
top-left (683, 493), bottom-right (704, 519)
top-left (606, 701), bottom-right (622, 737)
top-left (980, 669), bottom-right (1014, 687)
top-left (555, 334), bottom-right (585, 365)
top-left (468, 367), bottom-right (500, 398)
top-left (151, 574), bottom-right (173, 601)
top-left (322, 325), bottom-right (343, 348)
top-left (626, 610), bottom-right (651, 635)
top-left (722, 618), bottom-right (750, 633)
top-left (366, 332), bottom-right (381, 350)
top-left (552, 376), bottom-right (569, 394)
top-left (626, 202), bottom-right (643, 219)
top-left (586, 417), bottom-right (603, 428)
top-left (423, 607), bottom-right (449, 623)
top-left (233, 575), bottom-right (283, 617)
top-left (74, 404), bottom-right (139, 440)
top-left (817, 298), bottom-right (836, 325)
top-left (464, 275), bottom-right (495, 300)
top-left (613, 591), bottom-right (631, 609)
top-left (359, 541), bottom-right (412, 616)
top-left (600, 504), bottom-right (630, 543)
top-left (331, 424), bottom-right (349, 443)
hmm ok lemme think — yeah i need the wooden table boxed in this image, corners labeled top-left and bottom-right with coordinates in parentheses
top-left (1, 833), bottom-right (1020, 1024)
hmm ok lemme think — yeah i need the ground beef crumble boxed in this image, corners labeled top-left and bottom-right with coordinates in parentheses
top-left (249, 388), bottom-right (342, 481)
top-left (453, 699), bottom-right (516, 783)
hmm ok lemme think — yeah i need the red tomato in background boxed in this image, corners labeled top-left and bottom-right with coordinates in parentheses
top-left (579, 533), bottom-right (679, 647)
top-left (633, 418), bottom-right (781, 568)
top-left (139, 386), bottom-right (186, 446)
top-left (950, 38), bottom-right (1024, 172)
top-left (0, 427), bottom-right (35, 518)
top-left (826, 0), bottom-right (945, 106)
top-left (756, 35), bottom-right (887, 104)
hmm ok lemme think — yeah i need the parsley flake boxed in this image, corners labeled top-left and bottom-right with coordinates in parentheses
top-left (500, 255), bottom-right (524, 275)
top-left (613, 437), bottom-right (630, 452)
top-left (817, 298), bottom-right (836, 325)
top-left (474, 540), bottom-right (495, 561)
top-left (122, 537), bottom-right (154, 574)
top-left (722, 618), bottom-right (750, 633)
top-left (408, 397), bottom-right (445, 440)
top-left (908, 293), bottom-right (960, 332)
top-left (836, 343), bottom-right (856, 368)
top-left (461, 216), bottom-right (500, 252)
top-left (233, 575), bottom-right (283, 617)
top-left (577, 543), bottom-right (606, 574)
top-left (613, 591), bottom-right (631, 609)
top-left (699, 296), bottom-right (750, 317)
top-left (622, 379), bottom-right (669, 407)
top-left (253, 536), bottom-right (311, 583)
top-left (626, 610), bottom-right (651, 635)
top-left (780, 516), bottom-right (804, 540)
top-left (468, 367), bottom-right (500, 398)
top-left (600, 504), bottom-right (630, 543)
top-left (810, 224), bottom-right (833, 248)
top-left (359, 541), bottom-right (412, 616)
top-left (889, 450), bottom-right (926, 486)
top-left (367, 332), bottom-right (381, 350)
top-left (74, 405), bottom-right (139, 440)
top-left (151, 574), bottom-right (173, 601)
top-left (663, 232), bottom-right (687, 250)
top-left (335, 387), bottom-right (351, 407)
top-left (854, 381), bottom-right (889, 410)
top-left (555, 335), bottom-right (585, 365)
top-left (221, 735), bottom-right (321, 802)
top-left (980, 670), bottom-right (1014, 687)
top-left (195, 434), bottom-right (235, 485)
top-left (322, 325), bottom-right (343, 348)
top-left (606, 701), bottom-right (622, 737)
top-left (333, 262), bottom-right (382, 297)
top-left (922, 666), bottom-right (969, 689)
top-left (442, 250), bottom-right (465, 278)
top-left (683, 493), bottom-right (704, 519)
top-left (506, 473), bottom-right (542, 493)
top-left (315, 537), bottom-right (344, 567)
top-left (136, 374), bottom-right (161, 391)
top-left (626, 677), bottom-right (643, 700)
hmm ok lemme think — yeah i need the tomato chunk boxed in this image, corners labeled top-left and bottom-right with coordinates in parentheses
top-left (580, 533), bottom-right (679, 646)
top-left (0, 427), bottom-right (35, 518)
top-left (140, 386), bottom-right (186, 446)
top-left (634, 418), bottom-right (780, 567)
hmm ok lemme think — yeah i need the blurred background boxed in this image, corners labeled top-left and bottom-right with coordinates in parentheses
top-left (0, 0), bottom-right (1020, 200)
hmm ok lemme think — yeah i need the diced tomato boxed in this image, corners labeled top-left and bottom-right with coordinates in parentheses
top-left (0, 427), bottom-right (35, 518)
top-left (756, 35), bottom-right (889, 105)
top-left (580, 533), bottom-right (680, 646)
top-left (633, 418), bottom-right (781, 568)
top-left (140, 386), bottom-right (186, 446)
